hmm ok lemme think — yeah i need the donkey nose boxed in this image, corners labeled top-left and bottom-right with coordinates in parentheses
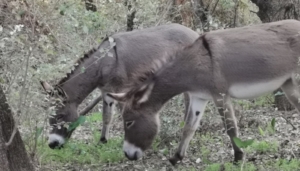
top-left (48, 141), bottom-right (59, 149)
top-left (124, 151), bottom-right (138, 160)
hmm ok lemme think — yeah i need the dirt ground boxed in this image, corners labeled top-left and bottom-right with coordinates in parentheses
top-left (33, 95), bottom-right (300, 171)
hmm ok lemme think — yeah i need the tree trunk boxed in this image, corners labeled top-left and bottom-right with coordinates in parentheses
top-left (192, 0), bottom-right (208, 31)
top-left (170, 0), bottom-right (194, 27)
top-left (251, 0), bottom-right (300, 111)
top-left (124, 0), bottom-right (136, 31)
top-left (0, 86), bottom-right (34, 171)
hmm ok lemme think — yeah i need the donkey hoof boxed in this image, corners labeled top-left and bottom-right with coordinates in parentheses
top-left (233, 151), bottom-right (244, 164)
top-left (169, 152), bottom-right (183, 166)
top-left (169, 157), bottom-right (179, 166)
top-left (100, 137), bottom-right (108, 144)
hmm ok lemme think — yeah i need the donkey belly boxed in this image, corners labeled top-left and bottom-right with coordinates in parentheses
top-left (228, 75), bottom-right (290, 99)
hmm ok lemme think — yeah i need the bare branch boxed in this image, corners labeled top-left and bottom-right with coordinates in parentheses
top-left (79, 95), bottom-right (102, 116)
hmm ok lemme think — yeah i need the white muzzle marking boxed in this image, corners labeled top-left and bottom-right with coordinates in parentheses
top-left (48, 133), bottom-right (65, 146)
top-left (123, 140), bottom-right (143, 160)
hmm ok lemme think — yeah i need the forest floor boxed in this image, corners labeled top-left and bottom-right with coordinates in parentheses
top-left (25, 95), bottom-right (300, 171)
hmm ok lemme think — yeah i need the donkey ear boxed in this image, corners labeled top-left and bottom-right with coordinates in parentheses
top-left (133, 82), bottom-right (154, 105)
top-left (40, 81), bottom-right (54, 93)
top-left (106, 92), bottom-right (128, 102)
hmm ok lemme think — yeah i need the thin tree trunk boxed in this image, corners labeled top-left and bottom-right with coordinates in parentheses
top-left (124, 0), bottom-right (136, 31)
top-left (0, 86), bottom-right (34, 171)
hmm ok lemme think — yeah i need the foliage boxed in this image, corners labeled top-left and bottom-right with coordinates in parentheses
top-left (1, 0), bottom-right (298, 170)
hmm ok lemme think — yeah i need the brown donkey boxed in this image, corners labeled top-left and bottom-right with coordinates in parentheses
top-left (108, 19), bottom-right (300, 165)
top-left (40, 24), bottom-right (199, 149)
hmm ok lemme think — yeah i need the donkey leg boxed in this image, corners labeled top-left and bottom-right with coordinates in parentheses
top-left (99, 92), bottom-right (116, 144)
top-left (280, 78), bottom-right (300, 111)
top-left (183, 92), bottom-right (190, 121)
top-left (213, 94), bottom-right (243, 163)
top-left (169, 94), bottom-right (208, 165)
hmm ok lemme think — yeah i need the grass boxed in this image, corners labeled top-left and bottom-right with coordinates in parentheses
top-left (38, 137), bottom-right (124, 165)
top-left (37, 112), bottom-right (125, 166)
top-left (247, 140), bottom-right (279, 153)
top-left (31, 100), bottom-right (299, 171)
top-left (204, 159), bottom-right (300, 171)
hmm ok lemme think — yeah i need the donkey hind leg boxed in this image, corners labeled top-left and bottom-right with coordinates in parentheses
top-left (213, 94), bottom-right (243, 163)
top-left (169, 95), bottom-right (208, 165)
top-left (280, 78), bottom-right (300, 112)
top-left (99, 92), bottom-right (116, 144)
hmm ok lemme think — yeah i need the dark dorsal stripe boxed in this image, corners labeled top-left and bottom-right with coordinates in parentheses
top-left (56, 48), bottom-right (98, 86)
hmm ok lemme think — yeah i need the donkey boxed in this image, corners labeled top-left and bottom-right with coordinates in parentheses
top-left (107, 19), bottom-right (300, 165)
top-left (40, 23), bottom-right (199, 149)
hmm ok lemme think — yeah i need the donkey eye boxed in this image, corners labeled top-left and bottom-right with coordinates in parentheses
top-left (56, 115), bottom-right (64, 121)
top-left (125, 121), bottom-right (135, 128)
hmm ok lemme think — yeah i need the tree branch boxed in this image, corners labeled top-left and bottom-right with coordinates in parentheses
top-left (79, 95), bottom-right (102, 116)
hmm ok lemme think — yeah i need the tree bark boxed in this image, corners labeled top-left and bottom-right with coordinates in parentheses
top-left (124, 0), bottom-right (136, 31)
top-left (170, 0), bottom-right (194, 27)
top-left (250, 0), bottom-right (298, 23)
top-left (0, 86), bottom-right (34, 171)
top-left (192, 0), bottom-right (208, 31)
top-left (250, 0), bottom-right (300, 111)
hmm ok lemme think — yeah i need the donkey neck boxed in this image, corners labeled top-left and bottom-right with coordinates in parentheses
top-left (58, 49), bottom-right (116, 105)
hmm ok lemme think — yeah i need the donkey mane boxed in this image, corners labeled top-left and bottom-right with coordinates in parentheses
top-left (57, 48), bottom-right (98, 86)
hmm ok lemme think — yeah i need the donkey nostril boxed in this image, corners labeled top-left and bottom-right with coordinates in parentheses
top-left (48, 141), bottom-right (59, 149)
top-left (133, 151), bottom-right (138, 160)
top-left (124, 151), bottom-right (129, 159)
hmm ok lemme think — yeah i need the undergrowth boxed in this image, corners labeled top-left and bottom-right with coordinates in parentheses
top-left (37, 112), bottom-right (124, 166)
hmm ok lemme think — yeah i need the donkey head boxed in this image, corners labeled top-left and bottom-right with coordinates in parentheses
top-left (41, 81), bottom-right (78, 149)
top-left (108, 77), bottom-right (162, 160)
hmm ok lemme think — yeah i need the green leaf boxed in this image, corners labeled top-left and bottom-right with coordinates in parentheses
top-left (81, 66), bottom-right (86, 73)
top-left (68, 116), bottom-right (86, 132)
top-left (179, 121), bottom-right (185, 128)
top-left (274, 91), bottom-right (285, 96)
top-left (258, 126), bottom-right (265, 136)
top-left (35, 127), bottom-right (43, 140)
top-left (83, 25), bottom-right (89, 34)
top-left (233, 137), bottom-right (254, 148)
top-left (271, 118), bottom-right (276, 131)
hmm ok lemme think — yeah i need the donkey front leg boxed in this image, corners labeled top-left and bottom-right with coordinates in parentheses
top-left (213, 94), bottom-right (243, 163)
top-left (99, 92), bottom-right (116, 144)
top-left (169, 95), bottom-right (208, 165)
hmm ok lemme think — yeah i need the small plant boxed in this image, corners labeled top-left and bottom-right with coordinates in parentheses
top-left (224, 162), bottom-right (256, 171)
top-left (200, 146), bottom-right (211, 164)
top-left (204, 163), bottom-right (221, 171)
top-left (258, 118), bottom-right (276, 136)
top-left (248, 140), bottom-right (278, 153)
top-left (275, 159), bottom-right (300, 171)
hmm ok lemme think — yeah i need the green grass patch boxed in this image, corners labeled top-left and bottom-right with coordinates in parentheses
top-left (233, 94), bottom-right (274, 110)
top-left (204, 162), bottom-right (256, 171)
top-left (275, 159), bottom-right (300, 171)
top-left (38, 137), bottom-right (124, 165)
top-left (86, 112), bottom-right (102, 122)
top-left (37, 112), bottom-right (124, 165)
top-left (246, 140), bottom-right (278, 153)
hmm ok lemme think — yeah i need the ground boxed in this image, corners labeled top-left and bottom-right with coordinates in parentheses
top-left (26, 94), bottom-right (300, 171)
